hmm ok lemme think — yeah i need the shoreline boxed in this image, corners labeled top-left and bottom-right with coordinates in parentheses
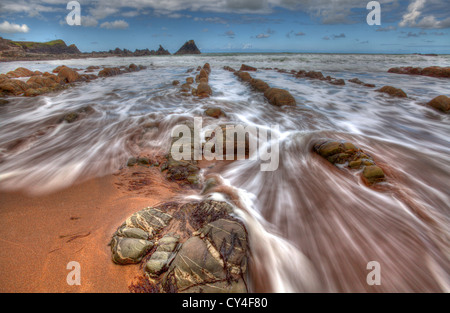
top-left (1, 52), bottom-right (448, 63)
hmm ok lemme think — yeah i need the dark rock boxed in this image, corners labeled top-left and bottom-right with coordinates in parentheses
top-left (174, 40), bottom-right (201, 55)
top-left (264, 88), bottom-right (296, 106)
top-left (427, 95), bottom-right (450, 113)
top-left (197, 82), bottom-right (212, 98)
top-left (314, 139), bottom-right (385, 185)
top-left (240, 64), bottom-right (257, 72)
top-left (205, 107), bottom-right (225, 118)
top-left (376, 86), bottom-right (407, 98)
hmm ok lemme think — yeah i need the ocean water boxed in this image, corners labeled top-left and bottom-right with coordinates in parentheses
top-left (0, 53), bottom-right (449, 292)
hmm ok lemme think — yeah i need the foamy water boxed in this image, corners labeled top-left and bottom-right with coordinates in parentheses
top-left (0, 53), bottom-right (449, 292)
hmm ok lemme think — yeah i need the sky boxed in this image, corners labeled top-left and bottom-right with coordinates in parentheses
top-left (0, 0), bottom-right (449, 54)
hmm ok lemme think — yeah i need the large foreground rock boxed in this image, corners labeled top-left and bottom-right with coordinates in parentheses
top-left (112, 200), bottom-right (249, 293)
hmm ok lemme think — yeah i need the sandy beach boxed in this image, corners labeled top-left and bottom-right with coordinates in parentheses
top-left (0, 163), bottom-right (186, 292)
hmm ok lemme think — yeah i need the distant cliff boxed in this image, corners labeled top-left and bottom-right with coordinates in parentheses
top-left (174, 40), bottom-right (201, 55)
top-left (0, 37), bottom-right (81, 60)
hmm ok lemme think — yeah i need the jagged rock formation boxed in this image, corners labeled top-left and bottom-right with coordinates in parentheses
top-left (108, 45), bottom-right (170, 56)
top-left (112, 199), bottom-right (249, 293)
top-left (174, 40), bottom-right (201, 55)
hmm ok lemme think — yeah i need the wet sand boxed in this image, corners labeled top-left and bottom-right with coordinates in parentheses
top-left (0, 165), bottom-right (185, 292)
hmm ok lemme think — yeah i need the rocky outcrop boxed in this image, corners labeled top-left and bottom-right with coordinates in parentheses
top-left (232, 69), bottom-right (296, 106)
top-left (240, 64), bottom-right (257, 72)
top-left (313, 139), bottom-right (386, 185)
top-left (427, 95), bottom-right (450, 113)
top-left (295, 70), bottom-right (346, 86)
top-left (113, 200), bottom-right (249, 293)
top-left (376, 86), bottom-right (407, 98)
top-left (174, 40), bottom-right (201, 55)
top-left (388, 66), bottom-right (450, 78)
top-left (264, 88), bottom-right (296, 106)
top-left (0, 63), bottom-right (145, 98)
top-left (348, 78), bottom-right (375, 88)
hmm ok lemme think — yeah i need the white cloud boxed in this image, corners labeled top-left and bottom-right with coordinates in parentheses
top-left (0, 20), bottom-right (30, 33)
top-left (399, 0), bottom-right (426, 27)
top-left (256, 33), bottom-right (270, 38)
top-left (100, 20), bottom-right (129, 29)
top-left (399, 0), bottom-right (450, 29)
top-left (81, 16), bottom-right (98, 27)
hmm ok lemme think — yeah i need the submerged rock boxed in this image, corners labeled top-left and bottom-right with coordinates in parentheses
top-left (388, 66), bottom-right (450, 78)
top-left (197, 82), bottom-right (212, 98)
top-left (376, 86), bottom-right (407, 98)
top-left (264, 88), bottom-right (296, 106)
top-left (250, 79), bottom-right (270, 92)
top-left (205, 107), bottom-right (225, 118)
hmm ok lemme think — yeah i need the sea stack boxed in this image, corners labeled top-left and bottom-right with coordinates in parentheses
top-left (174, 40), bottom-right (201, 55)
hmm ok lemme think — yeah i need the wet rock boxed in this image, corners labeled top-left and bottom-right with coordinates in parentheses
top-left (27, 75), bottom-right (60, 89)
top-left (349, 78), bottom-right (375, 88)
top-left (111, 237), bottom-right (154, 264)
top-left (180, 83), bottom-right (191, 92)
top-left (305, 71), bottom-right (325, 80)
top-left (240, 64), bottom-right (257, 72)
top-left (314, 139), bottom-right (385, 185)
top-left (234, 71), bottom-right (252, 82)
top-left (127, 157), bottom-right (138, 166)
top-left (61, 106), bottom-right (95, 123)
top-left (223, 66), bottom-right (236, 72)
top-left (87, 66), bottom-right (100, 70)
top-left (186, 77), bottom-right (194, 84)
top-left (116, 227), bottom-right (149, 240)
top-left (376, 86), bottom-right (407, 98)
top-left (388, 66), bottom-right (450, 78)
top-left (145, 234), bottom-right (180, 277)
top-left (6, 67), bottom-right (34, 78)
top-left (162, 218), bottom-right (248, 293)
top-left (58, 66), bottom-right (81, 83)
top-left (329, 78), bottom-right (345, 86)
top-left (264, 88), bottom-right (296, 106)
top-left (98, 67), bottom-right (121, 77)
top-left (111, 199), bottom-right (248, 293)
top-left (172, 80), bottom-right (180, 86)
top-left (197, 82), bottom-right (212, 98)
top-left (198, 69), bottom-right (209, 82)
top-left (250, 79), bottom-right (270, 92)
top-left (203, 63), bottom-right (211, 74)
top-left (427, 95), bottom-right (450, 113)
top-left (362, 165), bottom-right (385, 184)
top-left (0, 79), bottom-right (29, 96)
top-left (116, 207), bottom-right (173, 238)
top-left (205, 107), bottom-right (225, 118)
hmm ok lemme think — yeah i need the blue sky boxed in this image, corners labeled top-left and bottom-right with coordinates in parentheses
top-left (0, 0), bottom-right (449, 54)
